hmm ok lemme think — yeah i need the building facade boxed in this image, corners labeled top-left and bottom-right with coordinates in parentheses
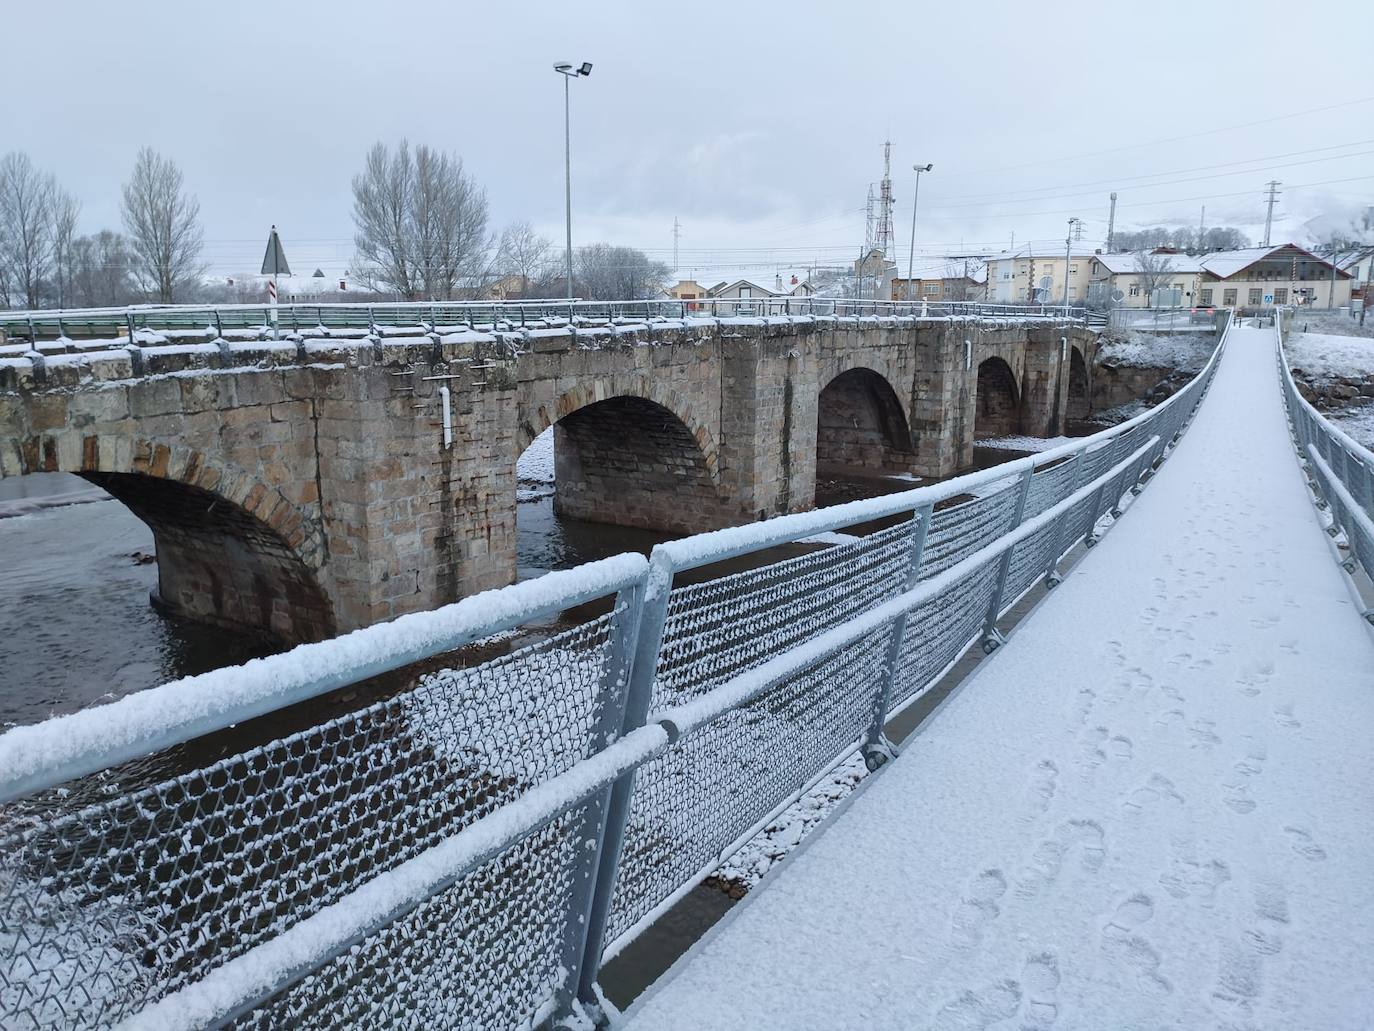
top-left (1196, 245), bottom-right (1353, 309)
top-left (986, 245), bottom-right (1099, 303)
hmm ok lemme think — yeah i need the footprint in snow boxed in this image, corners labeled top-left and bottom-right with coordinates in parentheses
top-left (1273, 704), bottom-right (1301, 729)
top-left (1018, 952), bottom-right (1060, 1030)
top-left (1283, 827), bottom-right (1327, 862)
top-left (1101, 893), bottom-right (1172, 997)
top-left (949, 869), bottom-right (1008, 948)
top-left (1121, 773), bottom-right (1183, 819)
top-left (926, 978), bottom-right (1021, 1031)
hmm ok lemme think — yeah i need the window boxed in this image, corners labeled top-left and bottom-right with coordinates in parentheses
top-left (1172, 283), bottom-right (1183, 291)
top-left (1200, 289), bottom-right (1212, 304)
top-left (1069, 265), bottom-right (1078, 273)
top-left (1019, 264), bottom-right (1029, 274)
top-left (1274, 288), bottom-right (1288, 304)
top-left (923, 283), bottom-right (940, 296)
top-left (738, 286), bottom-right (751, 298)
top-left (1248, 288), bottom-right (1263, 305)
top-left (1002, 271), bottom-right (1011, 280)
top-left (1129, 284), bottom-right (1140, 297)
top-left (1223, 288), bottom-right (1237, 306)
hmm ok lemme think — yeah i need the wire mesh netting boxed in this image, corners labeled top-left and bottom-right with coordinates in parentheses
top-left (651, 520), bottom-right (916, 708)
top-left (0, 612), bottom-right (622, 1029)
top-left (233, 803), bottom-right (592, 1031)
top-left (892, 559), bottom-right (1001, 711)
top-left (919, 481), bottom-right (1022, 577)
top-left (605, 626), bottom-right (893, 945)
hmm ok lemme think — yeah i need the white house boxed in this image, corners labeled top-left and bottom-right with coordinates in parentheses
top-left (1087, 252), bottom-right (1204, 308)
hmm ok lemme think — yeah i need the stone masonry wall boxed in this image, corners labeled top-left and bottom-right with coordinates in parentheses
top-left (0, 316), bottom-right (1082, 640)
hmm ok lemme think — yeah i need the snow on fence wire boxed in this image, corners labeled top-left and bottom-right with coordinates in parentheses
top-left (1275, 310), bottom-right (1374, 619)
top-left (0, 319), bottom-right (1228, 1031)
top-left (0, 298), bottom-right (1087, 348)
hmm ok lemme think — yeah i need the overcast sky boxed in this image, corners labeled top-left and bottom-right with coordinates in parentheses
top-left (8, 0), bottom-right (1374, 282)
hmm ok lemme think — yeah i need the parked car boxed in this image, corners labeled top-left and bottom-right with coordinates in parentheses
top-left (1189, 303), bottom-right (1217, 324)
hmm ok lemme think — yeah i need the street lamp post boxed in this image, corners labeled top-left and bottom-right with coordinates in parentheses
top-left (1063, 218), bottom-right (1082, 308)
top-left (554, 61), bottom-right (593, 302)
top-left (907, 163), bottom-right (933, 301)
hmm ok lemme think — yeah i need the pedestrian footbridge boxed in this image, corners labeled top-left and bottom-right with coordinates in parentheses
top-left (2, 312), bottom-right (1371, 1030)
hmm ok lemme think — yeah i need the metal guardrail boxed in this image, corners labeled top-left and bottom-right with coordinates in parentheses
top-left (1275, 309), bottom-right (1374, 621)
top-left (0, 298), bottom-right (1087, 348)
top-left (0, 315), bottom-right (1228, 1030)
top-left (1105, 306), bottom-right (1219, 333)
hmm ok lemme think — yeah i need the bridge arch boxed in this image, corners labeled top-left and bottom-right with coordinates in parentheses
top-left (517, 380), bottom-right (728, 535)
top-left (1067, 345), bottom-right (1091, 421)
top-left (975, 357), bottom-right (1022, 439)
top-left (815, 366), bottom-right (915, 475)
top-left (5, 434), bottom-right (333, 644)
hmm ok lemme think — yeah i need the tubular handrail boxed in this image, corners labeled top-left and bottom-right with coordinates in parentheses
top-left (0, 314), bottom-right (1229, 1031)
top-left (1274, 308), bottom-right (1374, 600)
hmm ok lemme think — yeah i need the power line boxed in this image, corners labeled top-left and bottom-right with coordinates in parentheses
top-left (964, 95), bottom-right (1374, 177)
top-left (932, 138), bottom-right (1374, 204)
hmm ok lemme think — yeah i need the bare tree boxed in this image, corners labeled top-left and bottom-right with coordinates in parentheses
top-left (0, 152), bottom-right (57, 309)
top-left (1133, 249), bottom-right (1176, 304)
top-left (50, 187), bottom-right (81, 308)
top-left (71, 230), bottom-right (137, 307)
top-left (350, 140), bottom-right (491, 300)
top-left (121, 148), bottom-right (205, 303)
top-left (496, 221), bottom-right (556, 297)
top-left (574, 243), bottom-right (670, 300)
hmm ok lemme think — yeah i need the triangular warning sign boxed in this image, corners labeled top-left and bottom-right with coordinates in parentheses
top-left (261, 226), bottom-right (291, 277)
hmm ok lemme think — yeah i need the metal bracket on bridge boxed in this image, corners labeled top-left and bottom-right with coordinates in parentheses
top-left (1045, 569), bottom-right (1064, 589)
top-left (861, 735), bottom-right (901, 772)
top-left (981, 628), bottom-right (1008, 654)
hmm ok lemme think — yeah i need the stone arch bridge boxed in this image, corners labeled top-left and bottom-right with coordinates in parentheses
top-left (0, 316), bottom-right (1096, 643)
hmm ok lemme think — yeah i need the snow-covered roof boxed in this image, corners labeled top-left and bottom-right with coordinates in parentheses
top-left (1093, 252), bottom-right (1204, 274)
top-left (1197, 243), bottom-right (1348, 279)
top-left (893, 258), bottom-right (989, 283)
top-left (710, 278), bottom-right (780, 297)
top-left (990, 244), bottom-right (1102, 261)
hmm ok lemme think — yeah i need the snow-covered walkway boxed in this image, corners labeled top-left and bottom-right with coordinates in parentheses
top-left (622, 325), bottom-right (1374, 1031)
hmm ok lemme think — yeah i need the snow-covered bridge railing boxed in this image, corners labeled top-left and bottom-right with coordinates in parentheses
top-left (1276, 311), bottom-right (1374, 621)
top-left (0, 317), bottom-right (1227, 1030)
top-left (0, 298), bottom-right (1086, 348)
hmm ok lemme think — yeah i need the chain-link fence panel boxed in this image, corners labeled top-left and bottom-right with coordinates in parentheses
top-left (605, 626), bottom-right (893, 945)
top-left (232, 804), bottom-right (592, 1031)
top-left (919, 482), bottom-right (1021, 577)
top-left (0, 612), bottom-right (621, 1029)
top-left (652, 521), bottom-right (914, 708)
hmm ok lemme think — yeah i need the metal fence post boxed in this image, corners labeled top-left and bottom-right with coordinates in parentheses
top-left (1042, 449), bottom-right (1086, 587)
top-left (563, 557), bottom-right (675, 1023)
top-left (981, 464), bottom-right (1035, 652)
top-left (861, 502), bottom-right (934, 770)
top-left (553, 576), bottom-right (650, 1027)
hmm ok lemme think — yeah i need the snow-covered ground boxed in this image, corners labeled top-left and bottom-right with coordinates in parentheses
top-left (979, 435), bottom-right (1077, 453)
top-left (1285, 331), bottom-right (1374, 381)
top-left (517, 427), bottom-right (555, 484)
top-left (623, 325), bottom-right (1374, 1031)
top-left (1285, 331), bottom-right (1374, 449)
top-left (1097, 330), bottom-right (1214, 372)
